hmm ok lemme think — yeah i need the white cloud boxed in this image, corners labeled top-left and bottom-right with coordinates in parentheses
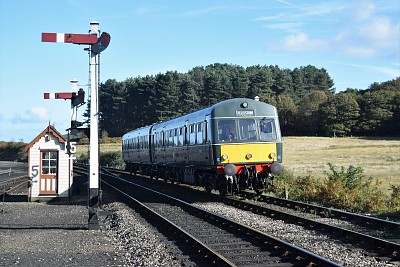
top-left (263, 22), bottom-right (303, 33)
top-left (343, 47), bottom-right (376, 57)
top-left (254, 13), bottom-right (285, 21)
top-left (11, 107), bottom-right (49, 124)
top-left (335, 0), bottom-right (400, 59)
top-left (281, 32), bottom-right (327, 51)
top-left (341, 62), bottom-right (400, 77)
top-left (359, 16), bottom-right (400, 46)
top-left (276, 0), bottom-right (345, 18)
top-left (262, 0), bottom-right (399, 59)
top-left (353, 0), bottom-right (376, 21)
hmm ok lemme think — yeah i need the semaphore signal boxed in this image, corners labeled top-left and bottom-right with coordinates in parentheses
top-left (42, 32), bottom-right (98, 44)
top-left (42, 21), bottom-right (110, 230)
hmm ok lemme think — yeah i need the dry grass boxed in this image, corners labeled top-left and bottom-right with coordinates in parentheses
top-left (283, 137), bottom-right (400, 191)
top-left (75, 143), bottom-right (121, 159)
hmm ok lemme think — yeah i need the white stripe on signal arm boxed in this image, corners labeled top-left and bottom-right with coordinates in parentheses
top-left (44, 93), bottom-right (56, 99)
top-left (56, 33), bottom-right (64, 43)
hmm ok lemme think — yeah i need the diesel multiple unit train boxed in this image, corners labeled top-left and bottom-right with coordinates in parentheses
top-left (122, 98), bottom-right (283, 195)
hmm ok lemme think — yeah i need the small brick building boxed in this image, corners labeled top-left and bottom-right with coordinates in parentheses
top-left (25, 125), bottom-right (74, 201)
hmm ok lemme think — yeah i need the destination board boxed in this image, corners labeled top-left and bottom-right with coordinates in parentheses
top-left (236, 110), bottom-right (254, 116)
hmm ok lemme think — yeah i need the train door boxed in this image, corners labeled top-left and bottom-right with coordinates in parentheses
top-left (39, 150), bottom-right (58, 195)
top-left (184, 120), bottom-right (189, 164)
top-left (161, 127), bottom-right (166, 164)
top-left (150, 132), bottom-right (155, 164)
top-left (205, 115), bottom-right (213, 164)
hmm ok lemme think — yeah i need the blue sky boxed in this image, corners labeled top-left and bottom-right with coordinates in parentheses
top-left (0, 0), bottom-right (399, 142)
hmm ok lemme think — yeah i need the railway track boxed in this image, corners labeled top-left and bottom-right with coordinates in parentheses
top-left (76, 165), bottom-right (339, 266)
top-left (0, 161), bottom-right (29, 198)
top-left (102, 166), bottom-right (400, 238)
top-left (0, 176), bottom-right (28, 195)
top-left (241, 194), bottom-right (400, 241)
top-left (220, 197), bottom-right (400, 261)
top-left (249, 193), bottom-right (399, 228)
top-left (76, 164), bottom-right (400, 265)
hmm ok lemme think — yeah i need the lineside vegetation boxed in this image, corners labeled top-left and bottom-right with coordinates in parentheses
top-left (74, 136), bottom-right (400, 218)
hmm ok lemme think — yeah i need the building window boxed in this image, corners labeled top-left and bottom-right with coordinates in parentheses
top-left (41, 151), bottom-right (57, 174)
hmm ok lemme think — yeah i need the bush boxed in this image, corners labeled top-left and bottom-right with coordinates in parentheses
top-left (273, 169), bottom-right (319, 202)
top-left (0, 141), bottom-right (27, 162)
top-left (316, 163), bottom-right (387, 212)
top-left (77, 136), bottom-right (90, 145)
top-left (100, 151), bottom-right (124, 169)
top-left (75, 153), bottom-right (89, 164)
top-left (273, 163), bottom-right (396, 213)
top-left (74, 151), bottom-right (124, 169)
top-left (389, 185), bottom-right (400, 211)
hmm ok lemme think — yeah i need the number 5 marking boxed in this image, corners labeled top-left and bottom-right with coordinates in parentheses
top-left (31, 165), bottom-right (39, 178)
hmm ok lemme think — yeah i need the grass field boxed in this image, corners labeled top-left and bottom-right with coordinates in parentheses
top-left (76, 136), bottom-right (400, 191)
top-left (75, 143), bottom-right (121, 159)
top-left (283, 137), bottom-right (400, 191)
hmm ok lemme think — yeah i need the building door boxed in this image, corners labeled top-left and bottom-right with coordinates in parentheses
top-left (40, 150), bottom-right (58, 195)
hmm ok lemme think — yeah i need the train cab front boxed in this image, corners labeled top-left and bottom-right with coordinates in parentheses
top-left (212, 100), bottom-right (283, 195)
top-left (215, 141), bottom-right (283, 195)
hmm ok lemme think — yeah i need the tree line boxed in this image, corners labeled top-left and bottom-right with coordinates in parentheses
top-left (93, 63), bottom-right (399, 137)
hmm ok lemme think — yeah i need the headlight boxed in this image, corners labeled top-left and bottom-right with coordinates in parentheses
top-left (222, 154), bottom-right (229, 160)
top-left (269, 152), bottom-right (276, 159)
top-left (246, 153), bottom-right (252, 159)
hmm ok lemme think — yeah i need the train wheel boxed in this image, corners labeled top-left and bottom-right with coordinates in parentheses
top-left (227, 177), bottom-right (233, 195)
top-left (204, 174), bottom-right (212, 193)
top-left (194, 172), bottom-right (201, 186)
top-left (232, 175), bottom-right (239, 195)
top-left (218, 176), bottom-right (227, 196)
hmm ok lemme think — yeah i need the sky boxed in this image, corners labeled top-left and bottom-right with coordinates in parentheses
top-left (0, 0), bottom-right (399, 143)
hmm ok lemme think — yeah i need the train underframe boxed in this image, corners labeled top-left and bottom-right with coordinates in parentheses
top-left (125, 162), bottom-right (275, 195)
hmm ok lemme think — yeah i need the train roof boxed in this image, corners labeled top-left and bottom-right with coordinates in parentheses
top-left (157, 98), bottom-right (277, 125)
top-left (208, 98), bottom-right (277, 117)
top-left (123, 98), bottom-right (278, 137)
top-left (122, 124), bottom-right (153, 139)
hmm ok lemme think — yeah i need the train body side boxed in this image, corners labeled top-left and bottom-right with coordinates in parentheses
top-left (122, 98), bottom-right (282, 193)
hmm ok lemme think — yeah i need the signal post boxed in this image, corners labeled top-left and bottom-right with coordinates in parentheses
top-left (42, 21), bottom-right (110, 230)
top-left (88, 21), bottom-right (100, 229)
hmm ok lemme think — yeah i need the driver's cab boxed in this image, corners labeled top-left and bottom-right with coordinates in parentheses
top-left (216, 118), bottom-right (278, 143)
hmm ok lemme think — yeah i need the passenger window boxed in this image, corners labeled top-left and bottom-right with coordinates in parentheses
top-left (196, 122), bottom-right (203, 144)
top-left (189, 124), bottom-right (196, 145)
top-left (178, 127), bottom-right (183, 146)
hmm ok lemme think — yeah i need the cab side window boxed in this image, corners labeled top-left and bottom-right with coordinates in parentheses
top-left (218, 120), bottom-right (236, 142)
top-left (259, 119), bottom-right (276, 141)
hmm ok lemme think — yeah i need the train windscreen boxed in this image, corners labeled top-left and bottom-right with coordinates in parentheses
top-left (217, 118), bottom-right (277, 142)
